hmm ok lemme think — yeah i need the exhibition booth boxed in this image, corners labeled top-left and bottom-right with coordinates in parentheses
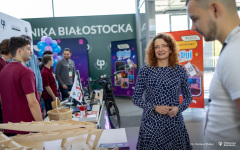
top-left (0, 3), bottom-right (205, 148)
top-left (0, 12), bottom-right (136, 149)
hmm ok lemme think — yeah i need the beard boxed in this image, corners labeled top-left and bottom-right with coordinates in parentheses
top-left (198, 20), bottom-right (217, 42)
top-left (64, 56), bottom-right (70, 60)
top-left (23, 54), bottom-right (31, 62)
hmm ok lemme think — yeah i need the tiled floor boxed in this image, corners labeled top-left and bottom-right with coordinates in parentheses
top-left (115, 97), bottom-right (209, 150)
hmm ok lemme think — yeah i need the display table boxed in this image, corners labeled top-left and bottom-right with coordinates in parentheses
top-left (44, 89), bottom-right (104, 123)
top-left (17, 128), bottom-right (127, 150)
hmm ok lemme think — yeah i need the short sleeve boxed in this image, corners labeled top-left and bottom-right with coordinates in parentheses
top-left (219, 44), bottom-right (240, 101)
top-left (41, 72), bottom-right (50, 88)
top-left (21, 70), bottom-right (36, 95)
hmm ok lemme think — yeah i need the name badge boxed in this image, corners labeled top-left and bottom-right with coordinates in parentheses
top-left (69, 71), bottom-right (73, 78)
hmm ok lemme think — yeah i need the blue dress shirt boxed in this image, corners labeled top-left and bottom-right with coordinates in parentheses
top-left (25, 54), bottom-right (43, 93)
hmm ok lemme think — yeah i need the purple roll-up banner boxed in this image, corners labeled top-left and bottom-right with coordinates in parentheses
top-left (111, 39), bottom-right (137, 97)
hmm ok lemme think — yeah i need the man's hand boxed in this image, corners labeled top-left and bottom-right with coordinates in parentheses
top-left (26, 93), bottom-right (43, 121)
top-left (192, 64), bottom-right (203, 77)
top-left (168, 106), bottom-right (179, 118)
top-left (52, 96), bottom-right (57, 101)
top-left (131, 60), bottom-right (137, 69)
top-left (155, 105), bottom-right (171, 115)
top-left (38, 92), bottom-right (42, 97)
top-left (62, 84), bottom-right (68, 89)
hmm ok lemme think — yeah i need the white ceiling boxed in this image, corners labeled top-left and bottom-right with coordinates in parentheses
top-left (155, 0), bottom-right (240, 14)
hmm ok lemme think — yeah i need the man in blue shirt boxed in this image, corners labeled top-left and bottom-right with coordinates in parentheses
top-left (21, 35), bottom-right (43, 97)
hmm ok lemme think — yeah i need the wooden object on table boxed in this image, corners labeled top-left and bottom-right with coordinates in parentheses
top-left (0, 120), bottom-right (96, 132)
top-left (12, 128), bottom-right (104, 149)
top-left (0, 120), bottom-right (103, 149)
top-left (0, 132), bottom-right (33, 150)
top-left (48, 98), bottom-right (73, 121)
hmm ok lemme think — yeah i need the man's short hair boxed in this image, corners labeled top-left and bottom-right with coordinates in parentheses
top-left (9, 36), bottom-right (30, 57)
top-left (0, 39), bottom-right (10, 55)
top-left (37, 57), bottom-right (42, 62)
top-left (42, 55), bottom-right (52, 65)
top-left (20, 34), bottom-right (32, 42)
top-left (64, 48), bottom-right (71, 53)
top-left (186, 0), bottom-right (236, 11)
top-left (43, 51), bottom-right (53, 57)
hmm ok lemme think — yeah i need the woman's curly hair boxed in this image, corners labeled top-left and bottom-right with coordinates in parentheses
top-left (145, 33), bottom-right (179, 68)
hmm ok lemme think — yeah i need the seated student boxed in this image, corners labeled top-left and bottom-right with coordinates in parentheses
top-left (0, 36), bottom-right (43, 136)
top-left (41, 55), bottom-right (58, 112)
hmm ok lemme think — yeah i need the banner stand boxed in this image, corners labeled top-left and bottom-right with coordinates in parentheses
top-left (70, 70), bottom-right (86, 105)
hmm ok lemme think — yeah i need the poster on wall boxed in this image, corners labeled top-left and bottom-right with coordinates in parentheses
top-left (111, 39), bottom-right (137, 97)
top-left (33, 38), bottom-right (89, 86)
top-left (169, 30), bottom-right (204, 108)
top-left (0, 12), bottom-right (32, 49)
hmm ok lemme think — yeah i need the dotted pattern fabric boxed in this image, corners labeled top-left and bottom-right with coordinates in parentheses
top-left (132, 65), bottom-right (193, 150)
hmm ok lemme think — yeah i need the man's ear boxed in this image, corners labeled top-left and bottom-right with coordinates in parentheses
top-left (210, 2), bottom-right (221, 18)
top-left (16, 48), bottom-right (22, 56)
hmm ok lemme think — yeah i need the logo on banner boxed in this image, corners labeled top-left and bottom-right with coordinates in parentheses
top-left (0, 19), bottom-right (6, 30)
top-left (94, 59), bottom-right (107, 70)
top-left (87, 44), bottom-right (93, 53)
top-left (107, 43), bottom-right (111, 52)
top-left (25, 27), bottom-right (28, 34)
top-left (11, 25), bottom-right (21, 32)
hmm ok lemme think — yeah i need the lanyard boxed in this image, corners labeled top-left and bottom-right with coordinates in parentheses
top-left (12, 59), bottom-right (22, 63)
top-left (0, 55), bottom-right (6, 63)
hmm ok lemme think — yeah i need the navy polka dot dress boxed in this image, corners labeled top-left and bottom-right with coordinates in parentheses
top-left (132, 65), bottom-right (193, 150)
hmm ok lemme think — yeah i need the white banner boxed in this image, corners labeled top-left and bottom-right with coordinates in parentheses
top-left (0, 12), bottom-right (33, 51)
top-left (70, 70), bottom-right (83, 102)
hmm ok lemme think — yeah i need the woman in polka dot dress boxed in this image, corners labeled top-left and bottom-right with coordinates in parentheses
top-left (132, 33), bottom-right (193, 150)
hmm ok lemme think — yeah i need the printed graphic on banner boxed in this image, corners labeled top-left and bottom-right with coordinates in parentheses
top-left (70, 70), bottom-right (83, 102)
top-left (33, 38), bottom-right (89, 86)
top-left (111, 39), bottom-right (137, 97)
top-left (168, 30), bottom-right (204, 108)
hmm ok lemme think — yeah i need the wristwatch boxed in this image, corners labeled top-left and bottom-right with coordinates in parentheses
top-left (153, 105), bottom-right (157, 111)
